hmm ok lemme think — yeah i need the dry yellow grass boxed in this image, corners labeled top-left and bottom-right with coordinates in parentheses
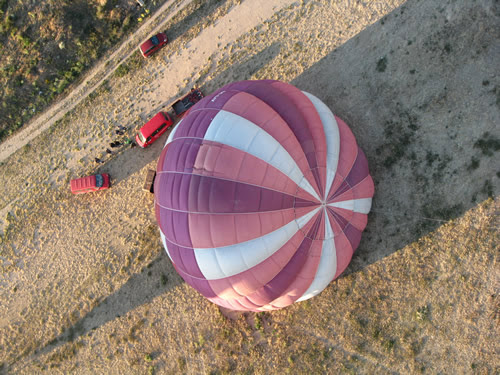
top-left (1, 0), bottom-right (498, 373)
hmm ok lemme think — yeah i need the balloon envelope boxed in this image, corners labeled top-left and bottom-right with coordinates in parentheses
top-left (154, 80), bottom-right (374, 311)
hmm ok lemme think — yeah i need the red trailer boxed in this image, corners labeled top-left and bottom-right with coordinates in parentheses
top-left (70, 173), bottom-right (110, 194)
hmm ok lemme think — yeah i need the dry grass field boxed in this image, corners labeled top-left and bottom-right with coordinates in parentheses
top-left (0, 0), bottom-right (498, 373)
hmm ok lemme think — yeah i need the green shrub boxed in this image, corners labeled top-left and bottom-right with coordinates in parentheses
top-left (115, 63), bottom-right (130, 78)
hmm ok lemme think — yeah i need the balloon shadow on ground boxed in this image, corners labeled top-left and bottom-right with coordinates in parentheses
top-left (32, 250), bottom-right (182, 359)
top-left (94, 41), bottom-right (282, 185)
top-left (291, 0), bottom-right (498, 273)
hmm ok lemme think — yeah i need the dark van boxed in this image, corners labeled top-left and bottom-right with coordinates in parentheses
top-left (135, 112), bottom-right (174, 148)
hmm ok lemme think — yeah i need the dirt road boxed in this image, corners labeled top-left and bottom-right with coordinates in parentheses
top-left (0, 0), bottom-right (189, 163)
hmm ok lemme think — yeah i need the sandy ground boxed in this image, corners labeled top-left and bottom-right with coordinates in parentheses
top-left (0, 0), bottom-right (498, 373)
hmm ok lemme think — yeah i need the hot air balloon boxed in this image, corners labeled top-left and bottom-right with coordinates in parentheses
top-left (154, 80), bottom-right (374, 311)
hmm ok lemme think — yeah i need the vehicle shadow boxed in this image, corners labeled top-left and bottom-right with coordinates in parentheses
top-left (291, 0), bottom-right (498, 273)
top-left (32, 250), bottom-right (183, 358)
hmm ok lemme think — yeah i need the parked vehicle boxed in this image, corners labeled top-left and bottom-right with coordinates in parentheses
top-left (139, 32), bottom-right (168, 58)
top-left (70, 173), bottom-right (110, 194)
top-left (136, 111), bottom-right (174, 148)
top-left (172, 88), bottom-right (204, 118)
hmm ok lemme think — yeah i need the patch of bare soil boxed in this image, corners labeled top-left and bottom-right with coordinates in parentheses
top-left (0, 0), bottom-right (498, 373)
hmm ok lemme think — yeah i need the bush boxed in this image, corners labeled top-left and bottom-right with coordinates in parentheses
top-left (114, 63), bottom-right (130, 78)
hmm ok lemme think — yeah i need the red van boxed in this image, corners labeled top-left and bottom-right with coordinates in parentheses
top-left (139, 32), bottom-right (168, 58)
top-left (70, 173), bottom-right (110, 194)
top-left (136, 112), bottom-right (174, 148)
